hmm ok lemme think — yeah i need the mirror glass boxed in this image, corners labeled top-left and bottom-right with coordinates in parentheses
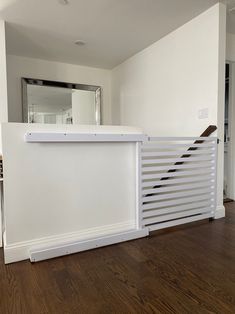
top-left (22, 78), bottom-right (101, 125)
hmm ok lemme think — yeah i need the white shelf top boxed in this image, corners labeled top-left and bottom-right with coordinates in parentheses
top-left (25, 132), bottom-right (148, 143)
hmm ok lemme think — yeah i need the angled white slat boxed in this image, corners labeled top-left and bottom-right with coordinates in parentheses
top-left (142, 162), bottom-right (214, 172)
top-left (143, 188), bottom-right (214, 202)
top-left (142, 176), bottom-right (214, 187)
top-left (141, 156), bottom-right (214, 165)
top-left (142, 149), bottom-right (215, 157)
top-left (142, 201), bottom-right (213, 218)
top-left (147, 213), bottom-right (213, 232)
top-left (142, 181), bottom-right (213, 195)
top-left (143, 207), bottom-right (213, 225)
top-left (142, 169), bottom-right (214, 180)
top-left (142, 194), bottom-right (215, 210)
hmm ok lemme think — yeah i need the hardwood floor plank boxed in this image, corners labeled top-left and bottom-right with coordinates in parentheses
top-left (0, 203), bottom-right (235, 313)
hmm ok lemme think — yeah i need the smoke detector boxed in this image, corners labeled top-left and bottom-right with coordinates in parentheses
top-left (75, 40), bottom-right (86, 46)
top-left (58, 0), bottom-right (69, 5)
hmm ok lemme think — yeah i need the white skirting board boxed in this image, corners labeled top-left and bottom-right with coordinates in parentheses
top-left (29, 228), bottom-right (149, 262)
top-left (214, 205), bottom-right (225, 219)
top-left (3, 220), bottom-right (148, 264)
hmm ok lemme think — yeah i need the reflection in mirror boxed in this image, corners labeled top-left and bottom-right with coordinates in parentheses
top-left (22, 78), bottom-right (101, 125)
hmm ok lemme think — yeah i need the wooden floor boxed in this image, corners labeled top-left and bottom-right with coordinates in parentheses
top-left (1, 204), bottom-right (235, 313)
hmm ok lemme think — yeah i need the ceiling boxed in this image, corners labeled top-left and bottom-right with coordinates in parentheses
top-left (0, 0), bottom-right (221, 69)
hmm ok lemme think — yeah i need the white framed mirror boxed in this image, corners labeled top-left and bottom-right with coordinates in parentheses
top-left (22, 78), bottom-right (101, 125)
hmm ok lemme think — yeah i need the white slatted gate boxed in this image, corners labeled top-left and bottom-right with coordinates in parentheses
top-left (140, 137), bottom-right (217, 231)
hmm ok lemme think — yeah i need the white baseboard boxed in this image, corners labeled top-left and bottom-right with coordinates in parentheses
top-left (29, 228), bottom-right (149, 263)
top-left (214, 205), bottom-right (226, 219)
top-left (4, 220), bottom-right (140, 264)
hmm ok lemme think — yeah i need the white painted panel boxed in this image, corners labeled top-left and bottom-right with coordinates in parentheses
top-left (141, 137), bottom-right (217, 229)
top-left (143, 188), bottom-right (214, 202)
top-left (148, 213), bottom-right (213, 232)
top-left (143, 207), bottom-right (213, 225)
top-left (142, 169), bottom-right (215, 180)
top-left (143, 201), bottom-right (212, 218)
top-left (148, 137), bottom-right (216, 141)
top-left (2, 123), bottom-right (141, 247)
top-left (142, 149), bottom-right (215, 157)
top-left (142, 176), bottom-right (215, 187)
top-left (142, 143), bottom-right (215, 149)
top-left (142, 162), bottom-right (214, 172)
top-left (142, 195), bottom-right (213, 211)
top-left (143, 182), bottom-right (213, 195)
top-left (142, 156), bottom-right (214, 164)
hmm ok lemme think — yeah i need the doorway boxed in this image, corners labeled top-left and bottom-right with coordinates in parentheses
top-left (224, 63), bottom-right (234, 202)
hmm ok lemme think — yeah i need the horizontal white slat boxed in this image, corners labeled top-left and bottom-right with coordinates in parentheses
top-left (143, 207), bottom-right (213, 225)
top-left (142, 149), bottom-right (215, 157)
top-left (142, 181), bottom-right (213, 195)
top-left (142, 194), bottom-right (214, 210)
top-left (142, 156), bottom-right (214, 165)
top-left (142, 169), bottom-right (214, 180)
top-left (142, 143), bottom-right (215, 149)
top-left (142, 176), bottom-right (214, 187)
top-left (140, 136), bottom-right (216, 231)
top-left (148, 137), bottom-right (217, 142)
top-left (147, 213), bottom-right (213, 232)
top-left (143, 200), bottom-right (213, 218)
top-left (142, 162), bottom-right (214, 172)
top-left (143, 188), bottom-right (214, 202)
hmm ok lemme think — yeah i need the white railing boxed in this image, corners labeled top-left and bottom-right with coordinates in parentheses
top-left (140, 137), bottom-right (217, 231)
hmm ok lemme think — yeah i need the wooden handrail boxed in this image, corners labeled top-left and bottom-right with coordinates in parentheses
top-left (146, 125), bottom-right (217, 196)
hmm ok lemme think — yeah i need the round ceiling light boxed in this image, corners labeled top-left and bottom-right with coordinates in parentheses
top-left (75, 40), bottom-right (86, 46)
top-left (58, 0), bottom-right (69, 5)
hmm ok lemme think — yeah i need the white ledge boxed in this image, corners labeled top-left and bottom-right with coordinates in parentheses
top-left (25, 132), bottom-right (148, 143)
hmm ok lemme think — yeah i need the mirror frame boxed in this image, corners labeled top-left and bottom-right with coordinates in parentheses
top-left (22, 78), bottom-right (101, 125)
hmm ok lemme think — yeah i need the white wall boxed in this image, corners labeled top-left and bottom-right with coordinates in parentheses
top-left (217, 4), bottom-right (227, 216)
top-left (111, 3), bottom-right (226, 217)
top-left (0, 20), bottom-right (8, 248)
top-left (0, 21), bottom-right (8, 123)
top-left (6, 55), bottom-right (112, 124)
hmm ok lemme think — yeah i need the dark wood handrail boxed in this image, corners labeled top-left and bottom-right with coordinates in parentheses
top-left (146, 125), bottom-right (217, 196)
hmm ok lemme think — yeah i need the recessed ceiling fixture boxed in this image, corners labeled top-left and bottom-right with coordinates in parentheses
top-left (75, 40), bottom-right (85, 46)
top-left (58, 0), bottom-right (69, 5)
